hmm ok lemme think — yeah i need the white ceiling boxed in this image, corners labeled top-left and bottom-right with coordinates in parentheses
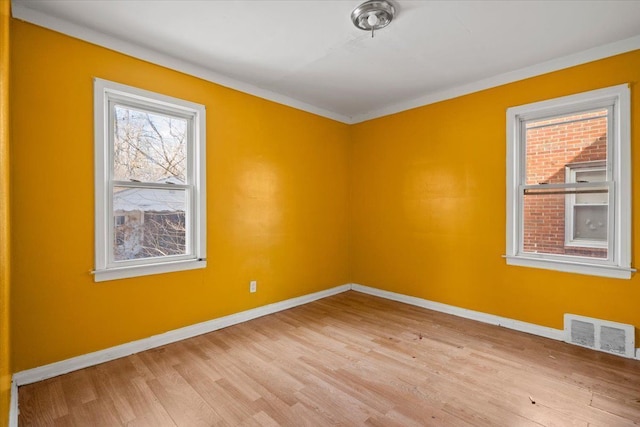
top-left (11, 0), bottom-right (640, 123)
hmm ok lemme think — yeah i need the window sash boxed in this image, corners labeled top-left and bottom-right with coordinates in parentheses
top-left (108, 185), bottom-right (194, 268)
top-left (517, 181), bottom-right (613, 263)
top-left (107, 99), bottom-right (194, 184)
top-left (520, 106), bottom-right (613, 185)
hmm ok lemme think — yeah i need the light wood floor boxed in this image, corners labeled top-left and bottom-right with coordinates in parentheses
top-left (19, 291), bottom-right (640, 426)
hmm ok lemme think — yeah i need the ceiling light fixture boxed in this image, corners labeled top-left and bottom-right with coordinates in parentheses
top-left (351, 0), bottom-right (396, 38)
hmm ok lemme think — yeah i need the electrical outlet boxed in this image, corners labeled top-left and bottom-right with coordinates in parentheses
top-left (250, 280), bottom-right (257, 293)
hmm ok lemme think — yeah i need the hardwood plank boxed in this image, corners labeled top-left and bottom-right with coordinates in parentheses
top-left (19, 291), bottom-right (640, 426)
top-left (590, 392), bottom-right (640, 425)
top-left (58, 369), bottom-right (96, 407)
top-left (247, 410), bottom-right (280, 427)
top-left (126, 377), bottom-right (177, 427)
top-left (146, 370), bottom-right (224, 426)
top-left (89, 360), bottom-right (137, 424)
top-left (70, 398), bottom-right (124, 427)
top-left (18, 377), bottom-right (69, 426)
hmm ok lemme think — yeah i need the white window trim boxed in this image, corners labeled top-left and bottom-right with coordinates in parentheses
top-left (564, 161), bottom-right (607, 249)
top-left (94, 78), bottom-right (206, 282)
top-left (505, 84), bottom-right (633, 279)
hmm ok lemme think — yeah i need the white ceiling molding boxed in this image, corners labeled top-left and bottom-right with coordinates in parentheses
top-left (351, 34), bottom-right (640, 124)
top-left (11, 1), bottom-right (640, 125)
top-left (11, 2), bottom-right (353, 124)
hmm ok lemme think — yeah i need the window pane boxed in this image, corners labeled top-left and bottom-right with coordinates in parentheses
top-left (114, 215), bottom-right (125, 246)
top-left (113, 105), bottom-right (187, 183)
top-left (574, 205), bottom-right (607, 241)
top-left (113, 186), bottom-right (187, 261)
top-left (523, 190), bottom-right (607, 259)
top-left (522, 192), bottom-right (566, 255)
top-left (525, 110), bottom-right (608, 186)
top-left (574, 170), bottom-right (607, 204)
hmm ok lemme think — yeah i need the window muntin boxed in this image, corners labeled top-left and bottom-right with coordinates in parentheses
top-left (506, 84), bottom-right (632, 279)
top-left (95, 78), bottom-right (206, 281)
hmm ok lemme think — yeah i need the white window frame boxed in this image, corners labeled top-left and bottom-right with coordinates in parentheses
top-left (564, 161), bottom-right (607, 249)
top-left (94, 78), bottom-right (206, 282)
top-left (506, 84), bottom-right (633, 279)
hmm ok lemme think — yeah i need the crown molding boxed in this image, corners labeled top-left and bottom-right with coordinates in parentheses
top-left (10, 2), bottom-right (353, 124)
top-left (351, 35), bottom-right (640, 124)
top-left (11, 2), bottom-right (640, 125)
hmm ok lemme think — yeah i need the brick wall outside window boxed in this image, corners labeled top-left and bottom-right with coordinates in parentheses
top-left (523, 110), bottom-right (607, 258)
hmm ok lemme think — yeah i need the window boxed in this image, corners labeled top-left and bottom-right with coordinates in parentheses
top-left (94, 78), bottom-right (206, 281)
top-left (565, 161), bottom-right (607, 250)
top-left (506, 84), bottom-right (633, 279)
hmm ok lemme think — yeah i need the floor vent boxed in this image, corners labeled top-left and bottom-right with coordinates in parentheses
top-left (564, 314), bottom-right (635, 358)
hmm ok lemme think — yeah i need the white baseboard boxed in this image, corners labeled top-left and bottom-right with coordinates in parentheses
top-left (9, 380), bottom-right (18, 427)
top-left (11, 282), bottom-right (572, 388)
top-left (12, 284), bottom-right (351, 387)
top-left (350, 283), bottom-right (565, 341)
top-left (636, 348), bottom-right (640, 360)
top-left (11, 282), bottom-right (633, 425)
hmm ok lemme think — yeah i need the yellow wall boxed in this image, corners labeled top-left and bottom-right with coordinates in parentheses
top-left (0, 1), bottom-right (11, 424)
top-left (8, 15), bottom-right (640, 377)
top-left (351, 50), bottom-right (640, 339)
top-left (10, 20), bottom-right (351, 371)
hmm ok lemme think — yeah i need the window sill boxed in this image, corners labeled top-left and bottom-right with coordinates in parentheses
top-left (94, 259), bottom-right (206, 282)
top-left (504, 255), bottom-right (634, 279)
